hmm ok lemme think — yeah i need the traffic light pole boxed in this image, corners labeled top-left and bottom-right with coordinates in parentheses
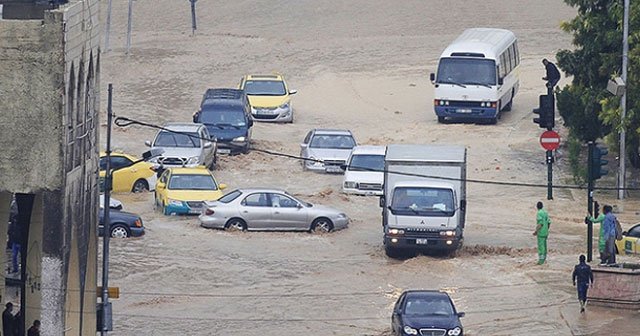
top-left (586, 141), bottom-right (594, 262)
top-left (546, 150), bottom-right (553, 200)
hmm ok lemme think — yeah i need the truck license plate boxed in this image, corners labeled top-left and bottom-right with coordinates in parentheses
top-left (456, 108), bottom-right (472, 113)
top-left (415, 238), bottom-right (429, 245)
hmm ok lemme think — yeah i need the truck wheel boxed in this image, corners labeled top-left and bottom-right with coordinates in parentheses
top-left (385, 245), bottom-right (403, 259)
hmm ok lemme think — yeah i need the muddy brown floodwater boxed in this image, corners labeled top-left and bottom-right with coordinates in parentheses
top-left (99, 1), bottom-right (640, 335)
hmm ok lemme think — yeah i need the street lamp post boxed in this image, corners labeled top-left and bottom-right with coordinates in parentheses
top-left (100, 85), bottom-right (163, 333)
top-left (618, 0), bottom-right (629, 200)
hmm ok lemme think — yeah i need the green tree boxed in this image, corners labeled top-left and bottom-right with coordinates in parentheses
top-left (557, 0), bottom-right (640, 167)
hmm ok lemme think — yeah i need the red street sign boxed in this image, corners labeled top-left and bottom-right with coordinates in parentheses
top-left (540, 130), bottom-right (561, 151)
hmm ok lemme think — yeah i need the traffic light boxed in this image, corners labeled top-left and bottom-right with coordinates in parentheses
top-left (589, 143), bottom-right (609, 181)
top-left (533, 94), bottom-right (555, 130)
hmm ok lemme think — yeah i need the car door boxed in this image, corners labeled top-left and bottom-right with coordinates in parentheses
top-left (623, 224), bottom-right (640, 254)
top-left (300, 131), bottom-right (312, 160)
top-left (155, 170), bottom-right (170, 206)
top-left (391, 293), bottom-right (406, 335)
top-left (200, 128), bottom-right (214, 166)
top-left (110, 155), bottom-right (135, 192)
top-left (269, 193), bottom-right (309, 230)
top-left (239, 192), bottom-right (273, 229)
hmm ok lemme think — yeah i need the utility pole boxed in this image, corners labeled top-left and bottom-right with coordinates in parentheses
top-left (618, 0), bottom-right (629, 199)
top-left (100, 84), bottom-right (114, 334)
top-left (126, 0), bottom-right (134, 55)
top-left (190, 0), bottom-right (198, 35)
top-left (587, 142), bottom-right (595, 262)
top-left (104, 0), bottom-right (113, 51)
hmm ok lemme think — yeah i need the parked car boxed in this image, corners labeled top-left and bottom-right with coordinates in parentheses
top-left (342, 145), bottom-right (386, 195)
top-left (192, 88), bottom-right (253, 154)
top-left (145, 123), bottom-right (217, 169)
top-left (154, 166), bottom-right (227, 215)
top-left (99, 151), bottom-right (157, 193)
top-left (239, 74), bottom-right (297, 123)
top-left (99, 194), bottom-right (123, 210)
top-left (98, 208), bottom-right (145, 238)
top-left (199, 188), bottom-right (349, 232)
top-left (392, 290), bottom-right (464, 336)
top-left (616, 222), bottom-right (640, 255)
top-left (300, 129), bottom-right (356, 173)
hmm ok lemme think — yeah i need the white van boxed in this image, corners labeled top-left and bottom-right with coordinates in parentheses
top-left (342, 145), bottom-right (386, 195)
top-left (430, 28), bottom-right (520, 124)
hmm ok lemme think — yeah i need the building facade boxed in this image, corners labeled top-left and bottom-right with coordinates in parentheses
top-left (0, 0), bottom-right (100, 334)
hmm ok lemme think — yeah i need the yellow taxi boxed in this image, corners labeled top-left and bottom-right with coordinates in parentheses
top-left (154, 166), bottom-right (227, 215)
top-left (99, 152), bottom-right (157, 193)
top-left (239, 74), bottom-right (297, 123)
top-left (616, 222), bottom-right (640, 255)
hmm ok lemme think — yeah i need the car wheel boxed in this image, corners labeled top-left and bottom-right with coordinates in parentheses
top-left (110, 225), bottom-right (130, 238)
top-left (132, 179), bottom-right (149, 193)
top-left (208, 157), bottom-right (217, 170)
top-left (225, 218), bottom-right (247, 231)
top-left (437, 116), bottom-right (447, 124)
top-left (310, 217), bottom-right (334, 233)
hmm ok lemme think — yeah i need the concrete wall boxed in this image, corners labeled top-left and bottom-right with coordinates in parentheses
top-left (0, 0), bottom-right (100, 334)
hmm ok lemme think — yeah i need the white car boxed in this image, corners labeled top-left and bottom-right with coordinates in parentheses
top-left (342, 145), bottom-right (386, 195)
top-left (99, 194), bottom-right (123, 210)
top-left (145, 123), bottom-right (217, 169)
top-left (300, 129), bottom-right (356, 173)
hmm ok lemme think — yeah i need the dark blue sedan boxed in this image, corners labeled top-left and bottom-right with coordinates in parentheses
top-left (392, 290), bottom-right (464, 336)
top-left (99, 209), bottom-right (145, 238)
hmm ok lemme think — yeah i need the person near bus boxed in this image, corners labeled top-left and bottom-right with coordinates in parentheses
top-left (542, 59), bottom-right (560, 88)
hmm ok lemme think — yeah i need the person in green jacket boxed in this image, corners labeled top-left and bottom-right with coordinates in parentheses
top-left (588, 212), bottom-right (606, 264)
top-left (533, 201), bottom-right (550, 264)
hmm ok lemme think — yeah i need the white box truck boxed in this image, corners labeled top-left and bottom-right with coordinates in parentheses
top-left (381, 144), bottom-right (467, 257)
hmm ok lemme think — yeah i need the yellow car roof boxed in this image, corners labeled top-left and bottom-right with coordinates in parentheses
top-left (99, 151), bottom-right (138, 161)
top-left (244, 74), bottom-right (284, 81)
top-left (168, 167), bottom-right (212, 175)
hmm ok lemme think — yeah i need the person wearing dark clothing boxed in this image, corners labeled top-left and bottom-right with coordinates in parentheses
top-left (542, 59), bottom-right (561, 88)
top-left (572, 255), bottom-right (594, 313)
top-left (8, 198), bottom-right (21, 273)
top-left (2, 302), bottom-right (15, 336)
top-left (27, 319), bottom-right (40, 336)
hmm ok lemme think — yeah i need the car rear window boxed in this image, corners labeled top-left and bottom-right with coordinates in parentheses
top-left (218, 190), bottom-right (242, 203)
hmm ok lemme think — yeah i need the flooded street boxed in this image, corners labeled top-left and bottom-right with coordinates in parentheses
top-left (99, 1), bottom-right (640, 335)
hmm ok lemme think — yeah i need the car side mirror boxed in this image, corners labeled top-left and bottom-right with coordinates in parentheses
top-left (192, 112), bottom-right (199, 123)
top-left (498, 77), bottom-right (504, 86)
top-left (296, 203), bottom-right (303, 209)
top-left (144, 140), bottom-right (152, 147)
top-left (156, 182), bottom-right (165, 189)
top-left (300, 143), bottom-right (308, 149)
top-left (460, 200), bottom-right (466, 212)
top-left (379, 196), bottom-right (385, 208)
top-left (457, 312), bottom-right (465, 318)
top-left (248, 118), bottom-right (254, 127)
top-left (430, 73), bottom-right (435, 82)
top-left (204, 142), bottom-right (212, 149)
top-left (623, 231), bottom-right (628, 236)
top-left (289, 89), bottom-right (298, 95)
top-left (219, 183), bottom-right (227, 190)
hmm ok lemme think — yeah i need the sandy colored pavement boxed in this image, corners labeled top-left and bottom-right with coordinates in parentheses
top-left (98, 1), bottom-right (640, 335)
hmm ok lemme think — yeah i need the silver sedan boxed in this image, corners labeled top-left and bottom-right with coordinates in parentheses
top-left (199, 188), bottom-right (349, 232)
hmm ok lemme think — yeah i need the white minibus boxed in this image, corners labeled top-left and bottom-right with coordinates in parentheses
top-left (430, 28), bottom-right (520, 124)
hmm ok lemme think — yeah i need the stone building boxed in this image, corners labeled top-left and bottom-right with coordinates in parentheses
top-left (0, 0), bottom-right (100, 334)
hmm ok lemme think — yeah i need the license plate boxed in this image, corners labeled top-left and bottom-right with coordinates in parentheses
top-left (189, 209), bottom-right (201, 214)
top-left (456, 108), bottom-right (472, 113)
top-left (416, 238), bottom-right (429, 245)
top-left (326, 166), bottom-right (342, 173)
top-left (217, 148), bottom-right (231, 154)
top-left (257, 109), bottom-right (272, 114)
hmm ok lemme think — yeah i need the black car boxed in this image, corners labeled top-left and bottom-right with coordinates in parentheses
top-left (192, 88), bottom-right (253, 154)
top-left (99, 209), bottom-right (145, 238)
top-left (392, 290), bottom-right (464, 336)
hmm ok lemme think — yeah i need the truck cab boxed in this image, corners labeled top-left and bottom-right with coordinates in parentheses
top-left (381, 144), bottom-right (467, 258)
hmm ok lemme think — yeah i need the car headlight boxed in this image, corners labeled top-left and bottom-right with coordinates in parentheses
top-left (448, 327), bottom-right (462, 336)
top-left (344, 181), bottom-right (358, 189)
top-left (337, 213), bottom-right (347, 219)
top-left (403, 326), bottom-right (418, 335)
top-left (440, 230), bottom-right (455, 236)
top-left (168, 199), bottom-right (183, 206)
top-left (388, 228), bottom-right (405, 235)
top-left (186, 156), bottom-right (200, 165)
top-left (251, 106), bottom-right (257, 112)
top-left (232, 136), bottom-right (246, 142)
top-left (279, 102), bottom-right (290, 109)
top-left (307, 156), bottom-right (323, 166)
